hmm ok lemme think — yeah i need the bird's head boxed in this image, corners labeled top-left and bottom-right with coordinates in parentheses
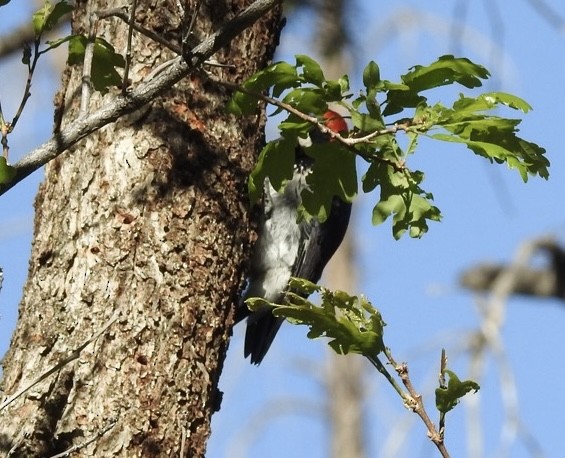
top-left (299, 109), bottom-right (348, 148)
top-left (322, 109), bottom-right (348, 136)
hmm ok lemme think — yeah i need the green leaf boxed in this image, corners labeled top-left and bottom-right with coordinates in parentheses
top-left (68, 36), bottom-right (125, 94)
top-left (228, 61), bottom-right (299, 115)
top-left (325, 76), bottom-right (349, 100)
top-left (45, 34), bottom-right (74, 52)
top-left (32, 2), bottom-right (51, 35)
top-left (383, 55), bottom-right (490, 116)
top-left (33, 1), bottom-right (73, 36)
top-left (299, 142), bottom-right (357, 222)
top-left (270, 279), bottom-right (386, 357)
top-left (296, 54), bottom-right (325, 87)
top-left (282, 88), bottom-right (327, 114)
top-left (364, 162), bottom-right (441, 239)
top-left (350, 111), bottom-right (385, 133)
top-left (453, 92), bottom-right (532, 113)
top-left (248, 137), bottom-right (296, 204)
top-left (338, 74), bottom-right (350, 93)
top-left (435, 370), bottom-right (480, 414)
top-left (363, 61), bottom-right (381, 92)
top-left (0, 0), bottom-right (11, 7)
top-left (0, 157), bottom-right (16, 184)
top-left (405, 55), bottom-right (488, 90)
top-left (431, 111), bottom-right (549, 182)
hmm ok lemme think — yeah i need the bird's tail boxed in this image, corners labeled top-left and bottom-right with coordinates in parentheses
top-left (243, 307), bottom-right (283, 365)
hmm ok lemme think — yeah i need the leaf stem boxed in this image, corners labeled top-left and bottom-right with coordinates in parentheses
top-left (122, 0), bottom-right (139, 94)
top-left (384, 348), bottom-right (450, 457)
top-left (365, 353), bottom-right (407, 399)
top-left (9, 37), bottom-right (41, 137)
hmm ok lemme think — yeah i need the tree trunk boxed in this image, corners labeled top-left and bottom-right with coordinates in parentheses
top-left (0, 1), bottom-right (281, 456)
top-left (313, 1), bottom-right (367, 456)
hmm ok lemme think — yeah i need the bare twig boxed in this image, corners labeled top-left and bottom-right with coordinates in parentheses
top-left (438, 349), bottom-right (447, 439)
top-left (80, 4), bottom-right (96, 116)
top-left (179, 420), bottom-right (186, 458)
top-left (97, 7), bottom-right (181, 54)
top-left (182, 0), bottom-right (203, 54)
top-left (460, 236), bottom-right (565, 300)
top-left (0, 313), bottom-right (119, 411)
top-left (47, 418), bottom-right (117, 458)
top-left (0, 37), bottom-right (42, 160)
top-left (122, 0), bottom-right (139, 93)
top-left (365, 354), bottom-right (406, 400)
top-left (385, 349), bottom-right (450, 458)
top-left (0, 103), bottom-right (8, 158)
top-left (0, 0), bottom-right (283, 196)
top-left (363, 346), bottom-right (451, 456)
top-left (10, 39), bottom-right (40, 135)
top-left (97, 6), bottom-right (239, 69)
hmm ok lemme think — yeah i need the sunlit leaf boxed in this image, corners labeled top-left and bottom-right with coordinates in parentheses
top-left (0, 157), bottom-right (16, 184)
top-left (247, 137), bottom-right (296, 204)
top-left (268, 278), bottom-right (386, 357)
top-left (299, 142), bottom-right (357, 222)
top-left (296, 54), bottom-right (325, 87)
top-left (383, 55), bottom-right (490, 116)
top-left (33, 0), bottom-right (72, 36)
top-left (68, 36), bottom-right (125, 94)
top-left (435, 370), bottom-right (480, 414)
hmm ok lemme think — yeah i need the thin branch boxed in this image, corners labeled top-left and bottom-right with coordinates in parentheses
top-left (9, 39), bottom-right (40, 135)
top-left (214, 77), bottom-right (407, 171)
top-left (47, 418), bottom-right (117, 458)
top-left (438, 349), bottom-right (447, 440)
top-left (96, 7), bottom-right (181, 54)
top-left (182, 0), bottom-right (204, 53)
top-left (97, 6), bottom-right (232, 70)
top-left (80, 4), bottom-right (96, 116)
top-left (179, 423), bottom-right (186, 458)
top-left (365, 353), bottom-right (406, 400)
top-left (0, 0), bottom-right (283, 196)
top-left (384, 349), bottom-right (450, 458)
top-left (0, 313), bottom-right (119, 411)
top-left (0, 104), bottom-right (8, 158)
top-left (0, 21), bottom-right (69, 59)
top-left (122, 0), bottom-right (139, 93)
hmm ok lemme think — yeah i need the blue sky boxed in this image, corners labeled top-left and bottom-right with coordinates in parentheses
top-left (1, 1), bottom-right (564, 457)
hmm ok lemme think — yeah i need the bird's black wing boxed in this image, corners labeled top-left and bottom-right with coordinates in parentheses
top-left (293, 197), bottom-right (352, 284)
top-left (243, 197), bottom-right (351, 365)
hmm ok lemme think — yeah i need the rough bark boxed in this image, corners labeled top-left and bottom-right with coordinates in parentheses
top-left (0, 1), bottom-right (281, 456)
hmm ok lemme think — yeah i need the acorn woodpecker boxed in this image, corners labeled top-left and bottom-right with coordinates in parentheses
top-left (236, 110), bottom-right (352, 364)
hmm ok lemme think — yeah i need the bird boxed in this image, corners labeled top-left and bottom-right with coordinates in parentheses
top-left (236, 110), bottom-right (352, 364)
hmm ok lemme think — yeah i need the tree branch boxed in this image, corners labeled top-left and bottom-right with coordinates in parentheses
top-left (384, 349), bottom-right (450, 458)
top-left (0, 22), bottom-right (68, 58)
top-left (215, 78), bottom-right (407, 171)
top-left (459, 236), bottom-right (565, 301)
top-left (0, 313), bottom-right (118, 411)
top-left (0, 0), bottom-right (283, 196)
